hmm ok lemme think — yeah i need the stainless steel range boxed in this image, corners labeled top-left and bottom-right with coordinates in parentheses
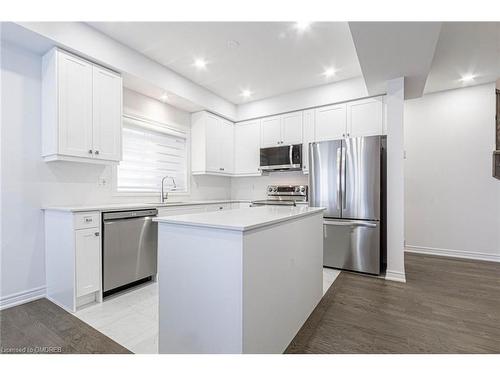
top-left (250, 185), bottom-right (308, 207)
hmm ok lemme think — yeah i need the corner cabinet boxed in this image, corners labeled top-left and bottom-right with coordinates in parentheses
top-left (45, 210), bottom-right (102, 313)
top-left (234, 119), bottom-right (262, 176)
top-left (42, 48), bottom-right (122, 164)
top-left (191, 111), bottom-right (234, 175)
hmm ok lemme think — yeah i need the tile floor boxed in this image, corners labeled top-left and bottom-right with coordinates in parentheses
top-left (74, 268), bottom-right (341, 354)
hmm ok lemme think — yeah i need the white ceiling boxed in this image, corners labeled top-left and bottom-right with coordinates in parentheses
top-left (122, 73), bottom-right (203, 113)
top-left (349, 22), bottom-right (442, 99)
top-left (88, 22), bottom-right (362, 104)
top-left (424, 22), bottom-right (500, 94)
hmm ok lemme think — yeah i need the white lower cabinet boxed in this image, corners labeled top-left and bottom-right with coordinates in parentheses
top-left (231, 202), bottom-right (251, 209)
top-left (157, 205), bottom-right (207, 217)
top-left (75, 228), bottom-right (101, 298)
top-left (158, 203), bottom-right (232, 217)
top-left (45, 210), bottom-right (102, 312)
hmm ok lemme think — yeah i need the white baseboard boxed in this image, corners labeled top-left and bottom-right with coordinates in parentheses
top-left (405, 245), bottom-right (500, 263)
top-left (0, 286), bottom-right (46, 310)
top-left (385, 270), bottom-right (406, 283)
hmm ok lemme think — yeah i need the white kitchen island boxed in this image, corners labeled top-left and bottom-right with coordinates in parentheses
top-left (154, 205), bottom-right (325, 354)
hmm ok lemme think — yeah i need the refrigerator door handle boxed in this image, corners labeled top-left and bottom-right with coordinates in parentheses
top-left (324, 219), bottom-right (378, 228)
top-left (341, 146), bottom-right (347, 209)
top-left (336, 147), bottom-right (341, 210)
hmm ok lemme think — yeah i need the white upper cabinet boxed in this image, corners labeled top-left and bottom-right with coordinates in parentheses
top-left (234, 119), bottom-right (261, 176)
top-left (261, 112), bottom-right (303, 148)
top-left (302, 109), bottom-right (315, 174)
top-left (261, 115), bottom-right (282, 147)
top-left (92, 66), bottom-right (123, 161)
top-left (347, 96), bottom-right (384, 137)
top-left (313, 97), bottom-right (385, 143)
top-left (55, 52), bottom-right (93, 158)
top-left (191, 111), bottom-right (234, 175)
top-left (281, 112), bottom-right (303, 145)
top-left (42, 48), bottom-right (122, 164)
top-left (204, 113), bottom-right (221, 172)
top-left (220, 119), bottom-right (235, 174)
top-left (314, 104), bottom-right (347, 141)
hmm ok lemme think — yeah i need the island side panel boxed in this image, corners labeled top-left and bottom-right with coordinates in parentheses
top-left (242, 212), bottom-right (323, 353)
top-left (157, 223), bottom-right (244, 353)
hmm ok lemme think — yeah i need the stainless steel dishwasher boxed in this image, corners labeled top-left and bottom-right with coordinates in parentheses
top-left (102, 209), bottom-right (158, 295)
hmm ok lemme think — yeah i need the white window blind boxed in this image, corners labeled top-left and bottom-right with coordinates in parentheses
top-left (117, 116), bottom-right (188, 193)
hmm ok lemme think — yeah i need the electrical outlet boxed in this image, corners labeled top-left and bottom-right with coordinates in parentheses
top-left (98, 177), bottom-right (108, 187)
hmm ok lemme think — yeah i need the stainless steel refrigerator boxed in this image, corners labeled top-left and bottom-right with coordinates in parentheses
top-left (309, 135), bottom-right (386, 275)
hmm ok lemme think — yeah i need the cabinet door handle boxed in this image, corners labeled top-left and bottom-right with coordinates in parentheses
top-left (94, 232), bottom-right (100, 237)
top-left (95, 150), bottom-right (100, 155)
top-left (88, 149), bottom-right (93, 154)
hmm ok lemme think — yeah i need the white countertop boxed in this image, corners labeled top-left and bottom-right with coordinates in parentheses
top-left (154, 205), bottom-right (324, 232)
top-left (43, 200), bottom-right (250, 212)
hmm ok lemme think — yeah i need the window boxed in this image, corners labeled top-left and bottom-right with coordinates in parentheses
top-left (117, 115), bottom-right (188, 193)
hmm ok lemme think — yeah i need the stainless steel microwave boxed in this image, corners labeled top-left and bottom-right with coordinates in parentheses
top-left (260, 144), bottom-right (302, 172)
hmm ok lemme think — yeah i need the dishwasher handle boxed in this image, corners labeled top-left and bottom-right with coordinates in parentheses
top-left (103, 209), bottom-right (158, 221)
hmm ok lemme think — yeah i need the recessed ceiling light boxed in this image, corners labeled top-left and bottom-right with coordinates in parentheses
top-left (294, 21), bottom-right (312, 32)
top-left (160, 93), bottom-right (169, 102)
top-left (460, 74), bottom-right (475, 83)
top-left (323, 67), bottom-right (336, 78)
top-left (193, 58), bottom-right (207, 69)
top-left (240, 89), bottom-right (252, 98)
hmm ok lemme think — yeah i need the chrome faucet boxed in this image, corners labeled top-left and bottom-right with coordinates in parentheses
top-left (160, 176), bottom-right (177, 203)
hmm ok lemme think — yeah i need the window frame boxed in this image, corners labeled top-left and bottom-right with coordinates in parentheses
top-left (112, 113), bottom-right (191, 197)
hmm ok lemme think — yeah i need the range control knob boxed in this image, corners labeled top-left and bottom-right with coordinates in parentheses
top-left (294, 186), bottom-right (300, 193)
top-left (268, 186), bottom-right (274, 193)
top-left (300, 186), bottom-right (306, 193)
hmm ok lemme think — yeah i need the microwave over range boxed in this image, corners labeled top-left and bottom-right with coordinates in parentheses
top-left (259, 144), bottom-right (302, 172)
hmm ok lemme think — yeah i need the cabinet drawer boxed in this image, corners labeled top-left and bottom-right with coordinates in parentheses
top-left (74, 212), bottom-right (100, 229)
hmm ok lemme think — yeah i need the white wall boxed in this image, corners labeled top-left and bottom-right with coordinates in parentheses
top-left (385, 77), bottom-right (406, 282)
top-left (236, 77), bottom-right (368, 121)
top-left (0, 42), bottom-right (230, 305)
top-left (404, 83), bottom-right (500, 262)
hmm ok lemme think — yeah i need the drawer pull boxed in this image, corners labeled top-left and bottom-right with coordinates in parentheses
top-left (85, 217), bottom-right (93, 223)
top-left (94, 232), bottom-right (100, 237)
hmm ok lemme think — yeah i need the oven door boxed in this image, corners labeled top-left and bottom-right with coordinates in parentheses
top-left (260, 144), bottom-right (302, 171)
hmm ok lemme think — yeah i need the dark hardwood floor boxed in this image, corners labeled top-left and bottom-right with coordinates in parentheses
top-left (1, 253), bottom-right (499, 354)
top-left (0, 298), bottom-right (130, 354)
top-left (286, 253), bottom-right (500, 353)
